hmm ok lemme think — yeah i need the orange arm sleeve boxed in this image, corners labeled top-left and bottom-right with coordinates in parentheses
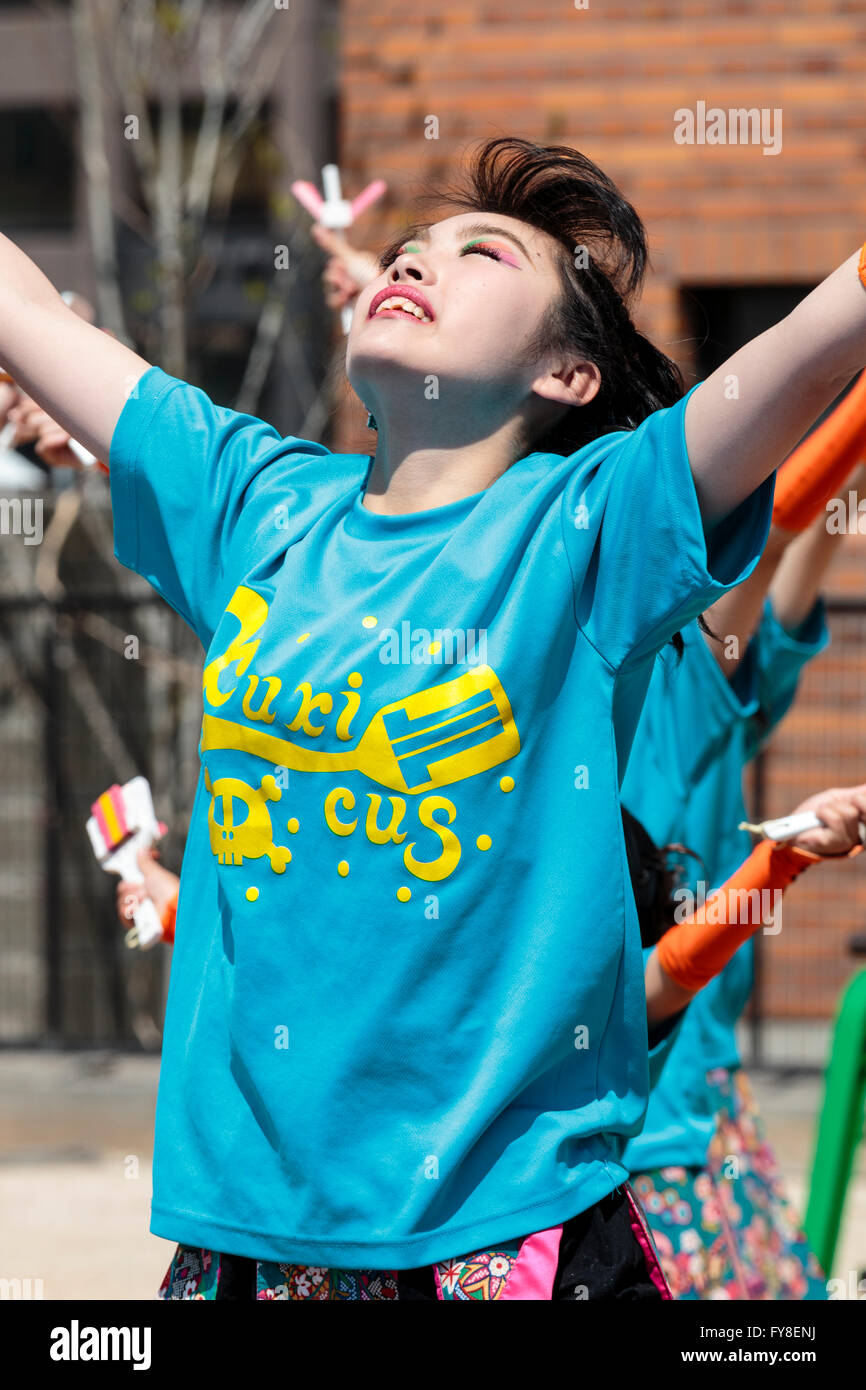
top-left (160, 887), bottom-right (178, 944)
top-left (771, 367), bottom-right (866, 532)
top-left (655, 840), bottom-right (821, 993)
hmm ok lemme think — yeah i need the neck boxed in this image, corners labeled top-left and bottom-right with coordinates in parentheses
top-left (361, 415), bottom-right (527, 515)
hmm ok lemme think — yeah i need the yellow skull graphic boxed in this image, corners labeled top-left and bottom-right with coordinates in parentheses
top-left (204, 766), bottom-right (292, 873)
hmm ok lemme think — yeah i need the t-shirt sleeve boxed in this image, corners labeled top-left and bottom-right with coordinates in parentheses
top-left (561, 384), bottom-right (775, 670)
top-left (108, 365), bottom-right (332, 646)
top-left (742, 596), bottom-right (829, 761)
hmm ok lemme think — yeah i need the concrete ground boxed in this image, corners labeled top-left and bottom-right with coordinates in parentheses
top-left (0, 1048), bottom-right (864, 1300)
top-left (0, 1051), bottom-right (172, 1300)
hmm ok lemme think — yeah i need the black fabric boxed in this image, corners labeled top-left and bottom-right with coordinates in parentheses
top-left (214, 1253), bottom-right (258, 1300)
top-left (396, 1263), bottom-right (440, 1299)
top-left (552, 1186), bottom-right (663, 1300)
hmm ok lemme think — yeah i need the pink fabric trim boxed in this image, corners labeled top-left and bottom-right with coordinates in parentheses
top-left (433, 1263), bottom-right (445, 1300)
top-left (623, 1183), bottom-right (672, 1300)
top-left (499, 1224), bottom-right (564, 1301)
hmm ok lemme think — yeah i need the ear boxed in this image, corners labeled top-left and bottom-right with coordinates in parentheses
top-left (531, 358), bottom-right (601, 410)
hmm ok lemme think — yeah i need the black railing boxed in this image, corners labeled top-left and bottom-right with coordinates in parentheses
top-left (0, 587), bottom-right (203, 1050)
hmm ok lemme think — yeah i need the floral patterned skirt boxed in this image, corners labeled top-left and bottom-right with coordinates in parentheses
top-left (158, 1250), bottom-right (402, 1301)
top-left (157, 1247), bottom-right (528, 1301)
top-left (631, 1067), bottom-right (826, 1300)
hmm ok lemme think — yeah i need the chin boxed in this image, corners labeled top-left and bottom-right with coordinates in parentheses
top-left (347, 339), bottom-right (431, 393)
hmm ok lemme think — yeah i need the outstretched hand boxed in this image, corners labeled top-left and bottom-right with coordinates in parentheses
top-left (311, 224), bottom-right (380, 310)
top-left (787, 782), bottom-right (866, 857)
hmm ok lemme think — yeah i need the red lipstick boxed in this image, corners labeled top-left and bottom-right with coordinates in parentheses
top-left (368, 284), bottom-right (435, 321)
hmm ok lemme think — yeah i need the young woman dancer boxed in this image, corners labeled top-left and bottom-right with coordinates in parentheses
top-left (2, 137), bottom-right (866, 1299)
top-left (621, 388), bottom-right (866, 1301)
top-left (290, 197), bottom-right (866, 1300)
top-left (90, 265), bottom-right (866, 1298)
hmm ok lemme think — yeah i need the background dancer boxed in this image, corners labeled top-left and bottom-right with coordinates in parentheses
top-left (621, 384), bottom-right (866, 1299)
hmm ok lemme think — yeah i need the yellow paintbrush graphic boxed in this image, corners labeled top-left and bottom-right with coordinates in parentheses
top-left (201, 664), bottom-right (519, 794)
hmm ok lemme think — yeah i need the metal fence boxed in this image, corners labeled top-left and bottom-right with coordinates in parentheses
top-left (745, 597), bottom-right (866, 1071)
top-left (0, 570), bottom-right (204, 1050)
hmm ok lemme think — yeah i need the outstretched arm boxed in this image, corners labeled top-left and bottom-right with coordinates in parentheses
top-left (699, 378), bottom-right (866, 674)
top-left (700, 503), bottom-right (844, 677)
top-left (645, 781), bottom-right (866, 1025)
top-left (699, 529), bottom-right (789, 675)
top-left (0, 232), bottom-right (152, 465)
top-left (769, 463), bottom-right (866, 631)
top-left (685, 247), bottom-right (866, 523)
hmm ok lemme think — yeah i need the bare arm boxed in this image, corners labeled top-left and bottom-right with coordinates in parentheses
top-left (768, 463), bottom-right (866, 631)
top-left (0, 232), bottom-right (152, 464)
top-left (685, 248), bottom-right (866, 523)
top-left (644, 943), bottom-right (699, 1026)
top-left (701, 498), bottom-right (846, 676)
top-left (700, 527), bottom-right (790, 675)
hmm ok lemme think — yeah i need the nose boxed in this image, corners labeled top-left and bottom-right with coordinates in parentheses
top-left (390, 252), bottom-right (428, 284)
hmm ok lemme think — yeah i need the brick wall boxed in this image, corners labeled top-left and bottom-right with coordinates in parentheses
top-left (338, 0), bottom-right (866, 1019)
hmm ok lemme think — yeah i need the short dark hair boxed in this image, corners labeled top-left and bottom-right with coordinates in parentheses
top-left (420, 136), bottom-right (686, 455)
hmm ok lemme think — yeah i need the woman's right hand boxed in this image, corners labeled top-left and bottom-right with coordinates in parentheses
top-left (311, 224), bottom-right (380, 310)
top-left (116, 848), bottom-right (180, 929)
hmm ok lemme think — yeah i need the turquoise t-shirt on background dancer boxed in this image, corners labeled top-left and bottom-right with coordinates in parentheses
top-left (108, 365), bottom-right (772, 1268)
top-left (621, 601), bottom-right (828, 1174)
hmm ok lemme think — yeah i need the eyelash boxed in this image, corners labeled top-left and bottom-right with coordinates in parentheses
top-left (379, 242), bottom-right (506, 270)
top-left (461, 243), bottom-right (504, 262)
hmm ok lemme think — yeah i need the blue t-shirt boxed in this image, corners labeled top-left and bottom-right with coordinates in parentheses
top-left (108, 365), bottom-right (772, 1267)
top-left (621, 599), bottom-right (828, 1172)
